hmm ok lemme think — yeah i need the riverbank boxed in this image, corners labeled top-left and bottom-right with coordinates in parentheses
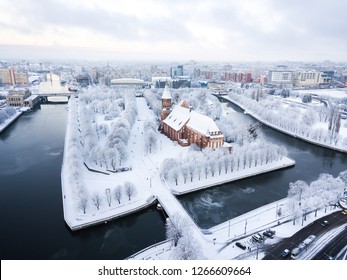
top-left (170, 157), bottom-right (295, 195)
top-left (0, 111), bottom-right (22, 134)
top-left (127, 196), bottom-right (344, 260)
top-left (221, 96), bottom-right (347, 154)
top-left (61, 95), bottom-right (296, 232)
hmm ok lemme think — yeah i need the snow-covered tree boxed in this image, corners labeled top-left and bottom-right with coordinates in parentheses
top-left (114, 185), bottom-right (123, 204)
top-left (124, 182), bottom-right (136, 201)
top-left (78, 197), bottom-right (88, 214)
top-left (92, 193), bottom-right (102, 210)
top-left (165, 213), bottom-right (188, 247)
top-left (170, 233), bottom-right (203, 260)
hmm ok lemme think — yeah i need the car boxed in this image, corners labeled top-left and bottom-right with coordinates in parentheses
top-left (263, 229), bottom-right (276, 238)
top-left (263, 231), bottom-right (274, 238)
top-left (342, 210), bottom-right (347, 215)
top-left (252, 234), bottom-right (263, 243)
top-left (281, 249), bottom-right (290, 258)
top-left (319, 220), bottom-right (329, 227)
top-left (235, 242), bottom-right (247, 250)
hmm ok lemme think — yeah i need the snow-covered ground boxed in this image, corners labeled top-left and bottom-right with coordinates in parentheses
top-left (0, 110), bottom-right (22, 133)
top-left (224, 93), bottom-right (347, 153)
top-left (128, 198), bottom-right (346, 260)
top-left (61, 89), bottom-right (296, 257)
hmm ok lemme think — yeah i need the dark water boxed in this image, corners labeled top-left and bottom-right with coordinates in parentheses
top-left (0, 105), bottom-right (166, 260)
top-left (178, 100), bottom-right (347, 229)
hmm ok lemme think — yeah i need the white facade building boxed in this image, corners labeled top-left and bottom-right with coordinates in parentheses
top-left (268, 70), bottom-right (294, 85)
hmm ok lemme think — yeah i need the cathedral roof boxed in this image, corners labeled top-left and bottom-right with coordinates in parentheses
top-left (161, 84), bottom-right (172, 100)
top-left (163, 100), bottom-right (222, 137)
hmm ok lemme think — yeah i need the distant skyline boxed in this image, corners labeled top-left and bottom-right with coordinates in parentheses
top-left (1, 0), bottom-right (346, 62)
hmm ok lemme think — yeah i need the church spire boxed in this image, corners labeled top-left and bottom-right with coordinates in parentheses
top-left (160, 83), bottom-right (172, 121)
top-left (162, 83), bottom-right (172, 100)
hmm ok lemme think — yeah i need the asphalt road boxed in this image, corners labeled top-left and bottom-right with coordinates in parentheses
top-left (262, 210), bottom-right (347, 260)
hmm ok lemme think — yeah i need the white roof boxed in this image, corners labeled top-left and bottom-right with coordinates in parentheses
top-left (162, 84), bottom-right (172, 100)
top-left (187, 111), bottom-right (220, 136)
top-left (163, 102), bottom-right (222, 137)
top-left (111, 78), bottom-right (144, 84)
top-left (163, 105), bottom-right (190, 131)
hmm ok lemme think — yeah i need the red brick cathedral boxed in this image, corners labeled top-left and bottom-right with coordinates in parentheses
top-left (160, 85), bottom-right (224, 149)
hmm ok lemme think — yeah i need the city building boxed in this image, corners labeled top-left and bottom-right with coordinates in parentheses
top-left (152, 77), bottom-right (172, 88)
top-left (111, 78), bottom-right (145, 88)
top-left (160, 85), bottom-right (224, 149)
top-left (76, 73), bottom-right (91, 87)
top-left (6, 89), bottom-right (40, 108)
top-left (0, 67), bottom-right (29, 86)
top-left (171, 76), bottom-right (191, 89)
top-left (294, 71), bottom-right (332, 87)
top-left (268, 66), bottom-right (293, 85)
top-left (170, 65), bottom-right (184, 78)
top-left (221, 72), bottom-right (252, 83)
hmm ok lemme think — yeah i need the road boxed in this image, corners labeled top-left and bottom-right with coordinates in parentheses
top-left (263, 210), bottom-right (347, 260)
top-left (312, 226), bottom-right (347, 260)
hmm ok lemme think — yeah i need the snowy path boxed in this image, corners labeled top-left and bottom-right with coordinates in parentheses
top-left (131, 97), bottom-right (216, 258)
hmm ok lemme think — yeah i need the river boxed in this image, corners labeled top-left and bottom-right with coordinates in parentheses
top-left (0, 99), bottom-right (346, 259)
top-left (0, 104), bottom-right (166, 260)
top-left (178, 100), bottom-right (347, 229)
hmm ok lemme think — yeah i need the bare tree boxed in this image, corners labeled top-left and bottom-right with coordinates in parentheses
top-left (124, 182), bottom-right (137, 201)
top-left (92, 193), bottom-right (102, 210)
top-left (105, 188), bottom-right (112, 207)
top-left (114, 185), bottom-right (123, 204)
top-left (79, 197), bottom-right (88, 214)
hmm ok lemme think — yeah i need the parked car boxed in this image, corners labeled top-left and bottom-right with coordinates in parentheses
top-left (252, 234), bottom-right (263, 243)
top-left (263, 229), bottom-right (275, 238)
top-left (281, 249), bottom-right (290, 258)
top-left (235, 242), bottom-right (247, 250)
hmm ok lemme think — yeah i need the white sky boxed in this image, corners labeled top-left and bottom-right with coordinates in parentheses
top-left (0, 0), bottom-right (346, 62)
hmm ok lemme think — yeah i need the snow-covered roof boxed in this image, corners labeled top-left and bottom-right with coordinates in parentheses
top-left (163, 105), bottom-right (190, 131)
top-left (163, 100), bottom-right (222, 137)
top-left (111, 78), bottom-right (144, 85)
top-left (187, 111), bottom-right (221, 137)
top-left (24, 94), bottom-right (39, 101)
top-left (162, 84), bottom-right (172, 100)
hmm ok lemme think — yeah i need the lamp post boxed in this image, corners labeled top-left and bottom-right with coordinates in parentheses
top-left (228, 218), bottom-right (231, 238)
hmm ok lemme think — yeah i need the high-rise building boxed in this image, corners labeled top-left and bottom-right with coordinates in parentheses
top-left (0, 67), bottom-right (29, 86)
top-left (170, 65), bottom-right (184, 78)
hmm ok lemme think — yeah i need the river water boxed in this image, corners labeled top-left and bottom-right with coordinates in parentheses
top-left (0, 105), bottom-right (166, 260)
top-left (0, 100), bottom-right (346, 259)
top-left (179, 100), bottom-right (347, 229)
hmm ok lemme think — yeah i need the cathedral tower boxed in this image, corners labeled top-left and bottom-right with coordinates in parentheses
top-left (160, 84), bottom-right (172, 121)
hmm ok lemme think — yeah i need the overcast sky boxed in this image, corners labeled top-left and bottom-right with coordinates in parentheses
top-left (0, 0), bottom-right (346, 62)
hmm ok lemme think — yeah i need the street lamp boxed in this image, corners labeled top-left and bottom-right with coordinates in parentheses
top-left (228, 217), bottom-right (231, 238)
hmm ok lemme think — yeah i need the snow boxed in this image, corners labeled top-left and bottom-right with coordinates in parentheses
top-left (128, 198), bottom-right (346, 260)
top-left (292, 88), bottom-right (347, 100)
top-left (163, 105), bottom-right (190, 131)
top-left (161, 84), bottom-right (172, 99)
top-left (223, 93), bottom-right (347, 153)
top-left (0, 110), bottom-right (22, 133)
top-left (61, 87), bottom-right (303, 260)
top-left (188, 111), bottom-right (221, 136)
